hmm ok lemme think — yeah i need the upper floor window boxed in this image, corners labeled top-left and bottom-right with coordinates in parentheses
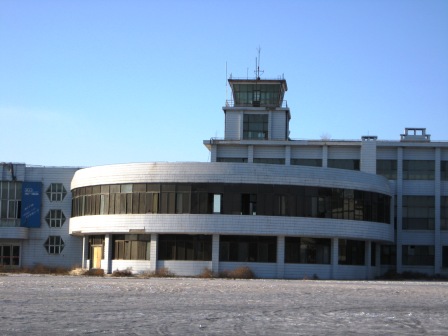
top-left (403, 160), bottom-right (434, 180)
top-left (44, 236), bottom-right (65, 254)
top-left (45, 210), bottom-right (66, 228)
top-left (328, 159), bottom-right (360, 171)
top-left (441, 196), bottom-right (448, 230)
top-left (253, 158), bottom-right (285, 165)
top-left (442, 161), bottom-right (448, 181)
top-left (243, 114), bottom-right (268, 140)
top-left (0, 181), bottom-right (22, 220)
top-left (402, 196), bottom-right (434, 230)
top-left (46, 183), bottom-right (67, 202)
top-left (377, 160), bottom-right (397, 180)
top-left (291, 159), bottom-right (322, 167)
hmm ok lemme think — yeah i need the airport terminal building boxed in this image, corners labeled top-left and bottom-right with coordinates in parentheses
top-left (1, 75), bottom-right (447, 279)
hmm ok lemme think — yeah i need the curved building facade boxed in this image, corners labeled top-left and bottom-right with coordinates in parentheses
top-left (70, 162), bottom-right (393, 279)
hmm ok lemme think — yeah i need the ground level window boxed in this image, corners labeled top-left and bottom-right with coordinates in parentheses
top-left (402, 245), bottom-right (434, 266)
top-left (0, 245), bottom-right (20, 266)
top-left (219, 235), bottom-right (276, 263)
top-left (158, 234), bottom-right (212, 261)
top-left (339, 239), bottom-right (365, 265)
top-left (44, 236), bottom-right (65, 254)
top-left (285, 237), bottom-right (331, 264)
top-left (112, 235), bottom-right (151, 260)
top-left (381, 245), bottom-right (396, 265)
top-left (443, 246), bottom-right (448, 268)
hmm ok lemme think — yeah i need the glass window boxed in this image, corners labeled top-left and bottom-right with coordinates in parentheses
top-left (291, 159), bottom-right (322, 167)
top-left (44, 236), bottom-right (65, 254)
top-left (402, 245), bottom-right (434, 266)
top-left (441, 197), bottom-right (448, 230)
top-left (158, 235), bottom-right (211, 261)
top-left (328, 159), bottom-right (360, 171)
top-left (112, 234), bottom-right (150, 260)
top-left (0, 245), bottom-right (20, 266)
top-left (403, 160), bottom-right (434, 180)
top-left (285, 237), bottom-right (331, 264)
top-left (243, 114), bottom-right (268, 140)
top-left (402, 196), bottom-right (434, 230)
top-left (45, 210), bottom-right (66, 228)
top-left (380, 245), bottom-right (396, 265)
top-left (46, 183), bottom-right (67, 202)
top-left (213, 194), bottom-right (222, 214)
top-left (442, 161), bottom-right (448, 181)
top-left (217, 158), bottom-right (248, 163)
top-left (377, 160), bottom-right (397, 179)
top-left (253, 158), bottom-right (285, 165)
top-left (338, 239), bottom-right (365, 265)
top-left (219, 235), bottom-right (276, 262)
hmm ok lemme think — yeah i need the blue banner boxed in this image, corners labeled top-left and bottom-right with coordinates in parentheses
top-left (21, 182), bottom-right (42, 228)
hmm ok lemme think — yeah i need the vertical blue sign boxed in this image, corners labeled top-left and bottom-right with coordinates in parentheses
top-left (21, 182), bottom-right (42, 228)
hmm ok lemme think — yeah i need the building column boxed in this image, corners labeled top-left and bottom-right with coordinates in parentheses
top-left (248, 145), bottom-right (254, 163)
top-left (375, 243), bottom-right (381, 278)
top-left (150, 234), bottom-right (158, 272)
top-left (277, 236), bottom-right (285, 279)
top-left (212, 234), bottom-right (220, 274)
top-left (396, 147), bottom-right (403, 273)
top-left (104, 234), bottom-right (112, 274)
top-left (360, 136), bottom-right (377, 174)
top-left (82, 236), bottom-right (88, 269)
top-left (331, 238), bottom-right (338, 279)
top-left (322, 145), bottom-right (328, 168)
top-left (210, 144), bottom-right (217, 163)
top-left (435, 148), bottom-right (441, 274)
top-left (285, 146), bottom-right (291, 166)
top-left (366, 241), bottom-right (371, 280)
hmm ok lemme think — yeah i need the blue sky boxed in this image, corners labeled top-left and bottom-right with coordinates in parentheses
top-left (1, 0), bottom-right (447, 166)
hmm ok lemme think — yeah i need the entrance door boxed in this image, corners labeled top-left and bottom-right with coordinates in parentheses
top-left (92, 246), bottom-right (102, 269)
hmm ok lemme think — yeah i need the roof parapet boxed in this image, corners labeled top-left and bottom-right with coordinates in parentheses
top-left (400, 128), bottom-right (431, 142)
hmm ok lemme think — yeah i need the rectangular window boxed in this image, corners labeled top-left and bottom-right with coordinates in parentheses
top-left (219, 235), bottom-right (276, 263)
top-left (338, 239), bottom-right (365, 265)
top-left (377, 160), bottom-right (397, 179)
top-left (402, 245), bottom-right (434, 266)
top-left (0, 244), bottom-right (20, 266)
top-left (380, 245), bottom-right (396, 265)
top-left (285, 237), bottom-right (331, 264)
top-left (213, 194), bottom-right (222, 214)
top-left (402, 196), bottom-right (434, 230)
top-left (158, 235), bottom-right (212, 261)
top-left (442, 197), bottom-right (448, 230)
top-left (443, 246), bottom-right (448, 268)
top-left (241, 194), bottom-right (257, 215)
top-left (253, 158), bottom-right (285, 165)
top-left (403, 160), bottom-right (435, 180)
top-left (112, 235), bottom-right (150, 260)
top-left (243, 114), bottom-right (268, 140)
top-left (217, 158), bottom-right (248, 163)
top-left (442, 161), bottom-right (448, 181)
top-left (328, 159), bottom-right (360, 171)
top-left (291, 159), bottom-right (322, 167)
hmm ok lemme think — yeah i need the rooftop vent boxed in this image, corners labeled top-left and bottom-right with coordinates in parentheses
top-left (400, 128), bottom-right (431, 142)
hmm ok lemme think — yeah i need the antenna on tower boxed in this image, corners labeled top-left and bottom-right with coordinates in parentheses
top-left (255, 46), bottom-right (264, 80)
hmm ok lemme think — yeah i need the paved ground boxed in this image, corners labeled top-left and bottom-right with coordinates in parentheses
top-left (0, 274), bottom-right (447, 335)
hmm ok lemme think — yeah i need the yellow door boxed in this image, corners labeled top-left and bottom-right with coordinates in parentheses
top-left (92, 246), bottom-right (102, 269)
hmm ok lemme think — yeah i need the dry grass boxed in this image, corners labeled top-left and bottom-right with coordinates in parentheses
top-left (138, 267), bottom-right (176, 278)
top-left (112, 268), bottom-right (134, 277)
top-left (218, 266), bottom-right (255, 279)
top-left (0, 264), bottom-right (70, 275)
top-left (198, 267), bottom-right (215, 279)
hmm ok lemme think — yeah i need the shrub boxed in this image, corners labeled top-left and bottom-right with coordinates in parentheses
top-left (112, 268), bottom-right (134, 277)
top-left (84, 269), bottom-right (105, 277)
top-left (198, 267), bottom-right (215, 279)
top-left (138, 267), bottom-right (176, 278)
top-left (219, 266), bottom-right (255, 279)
